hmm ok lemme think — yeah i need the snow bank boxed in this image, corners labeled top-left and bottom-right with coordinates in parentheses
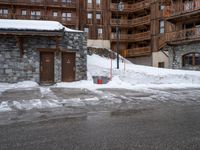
top-left (87, 54), bottom-right (200, 85)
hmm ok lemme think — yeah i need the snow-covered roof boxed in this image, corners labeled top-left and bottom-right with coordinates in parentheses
top-left (64, 27), bottom-right (83, 33)
top-left (0, 19), bottom-right (83, 33)
top-left (0, 19), bottom-right (64, 31)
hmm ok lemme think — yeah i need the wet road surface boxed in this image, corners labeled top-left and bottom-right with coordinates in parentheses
top-left (0, 88), bottom-right (200, 150)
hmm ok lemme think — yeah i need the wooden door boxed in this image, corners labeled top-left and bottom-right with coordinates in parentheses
top-left (40, 52), bottom-right (54, 84)
top-left (62, 52), bottom-right (75, 82)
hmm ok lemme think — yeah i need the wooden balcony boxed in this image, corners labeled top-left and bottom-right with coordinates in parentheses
top-left (110, 0), bottom-right (151, 12)
top-left (111, 31), bottom-right (151, 41)
top-left (121, 46), bottom-right (151, 57)
top-left (133, 31), bottom-right (151, 41)
top-left (12, 15), bottom-right (77, 25)
top-left (163, 0), bottom-right (200, 21)
top-left (110, 3), bottom-right (132, 12)
top-left (110, 33), bottom-right (133, 41)
top-left (132, 0), bottom-right (151, 12)
top-left (0, 0), bottom-right (77, 8)
top-left (132, 15), bottom-right (150, 27)
top-left (165, 27), bottom-right (200, 44)
top-left (110, 19), bottom-right (131, 26)
top-left (110, 15), bottom-right (150, 27)
top-left (45, 0), bottom-right (76, 8)
top-left (0, 14), bottom-right (12, 19)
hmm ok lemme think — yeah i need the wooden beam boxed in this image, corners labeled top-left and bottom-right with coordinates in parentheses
top-left (15, 36), bottom-right (24, 57)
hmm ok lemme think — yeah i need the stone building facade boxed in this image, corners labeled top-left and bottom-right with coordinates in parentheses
top-left (166, 43), bottom-right (200, 71)
top-left (0, 29), bottom-right (87, 83)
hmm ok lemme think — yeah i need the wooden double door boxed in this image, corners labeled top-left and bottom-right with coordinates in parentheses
top-left (40, 52), bottom-right (75, 84)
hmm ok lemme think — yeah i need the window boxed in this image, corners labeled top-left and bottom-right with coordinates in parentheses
top-left (158, 62), bottom-right (165, 68)
top-left (0, 8), bottom-right (8, 15)
top-left (96, 0), bottom-right (101, 4)
top-left (62, 12), bottom-right (72, 20)
top-left (87, 0), bottom-right (92, 4)
top-left (67, 13), bottom-right (72, 20)
top-left (21, 10), bottom-right (27, 16)
top-left (183, 53), bottom-right (200, 66)
top-left (31, 11), bottom-right (41, 19)
top-left (98, 28), bottom-right (102, 34)
top-left (195, 53), bottom-right (200, 65)
top-left (96, 13), bottom-right (101, 19)
top-left (84, 28), bottom-right (89, 33)
top-left (160, 4), bottom-right (165, 11)
top-left (53, 11), bottom-right (58, 17)
top-left (97, 28), bottom-right (103, 38)
top-left (159, 20), bottom-right (164, 33)
top-left (87, 13), bottom-right (92, 19)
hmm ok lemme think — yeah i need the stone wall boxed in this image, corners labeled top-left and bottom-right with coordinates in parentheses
top-left (167, 42), bottom-right (200, 70)
top-left (0, 31), bottom-right (87, 83)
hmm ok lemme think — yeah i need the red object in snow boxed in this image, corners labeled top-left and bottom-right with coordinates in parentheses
top-left (97, 79), bottom-right (103, 84)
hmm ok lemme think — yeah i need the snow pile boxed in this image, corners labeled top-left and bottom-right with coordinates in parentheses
top-left (87, 54), bottom-right (200, 85)
top-left (0, 81), bottom-right (38, 94)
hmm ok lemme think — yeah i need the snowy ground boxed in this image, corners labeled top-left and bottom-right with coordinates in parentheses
top-left (0, 54), bottom-right (200, 113)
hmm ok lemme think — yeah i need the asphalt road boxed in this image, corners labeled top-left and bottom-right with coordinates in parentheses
top-left (1, 104), bottom-right (200, 149)
top-left (1, 88), bottom-right (200, 150)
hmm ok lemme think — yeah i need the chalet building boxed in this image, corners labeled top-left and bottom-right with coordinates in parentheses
top-left (0, 19), bottom-right (87, 83)
top-left (160, 0), bottom-right (200, 70)
top-left (0, 0), bottom-right (199, 70)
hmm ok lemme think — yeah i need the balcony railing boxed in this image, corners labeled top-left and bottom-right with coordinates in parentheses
top-left (110, 3), bottom-right (133, 11)
top-left (110, 19), bottom-right (131, 26)
top-left (110, 33), bottom-right (133, 41)
top-left (132, 0), bottom-right (151, 12)
top-left (2, 14), bottom-right (77, 25)
top-left (0, 14), bottom-right (12, 19)
top-left (121, 46), bottom-right (151, 57)
top-left (46, 0), bottom-right (76, 7)
top-left (132, 15), bottom-right (150, 27)
top-left (111, 31), bottom-right (151, 41)
top-left (165, 27), bottom-right (200, 43)
top-left (133, 31), bottom-right (151, 41)
top-left (110, 15), bottom-right (150, 27)
top-left (110, 0), bottom-right (151, 12)
top-left (0, 0), bottom-right (77, 7)
top-left (163, 0), bottom-right (200, 18)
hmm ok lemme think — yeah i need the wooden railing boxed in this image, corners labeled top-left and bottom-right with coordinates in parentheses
top-left (110, 19), bottom-right (131, 26)
top-left (0, 0), bottom-right (77, 7)
top-left (110, 0), bottom-right (151, 12)
top-left (110, 15), bottom-right (150, 27)
top-left (110, 33), bottom-right (133, 41)
top-left (163, 0), bottom-right (200, 17)
top-left (132, 15), bottom-right (150, 26)
top-left (133, 31), bottom-right (151, 41)
top-left (158, 35), bottom-right (166, 49)
top-left (121, 46), bottom-right (151, 57)
top-left (132, 0), bottom-right (151, 12)
top-left (165, 27), bottom-right (200, 42)
top-left (1, 14), bottom-right (78, 24)
top-left (111, 31), bottom-right (151, 41)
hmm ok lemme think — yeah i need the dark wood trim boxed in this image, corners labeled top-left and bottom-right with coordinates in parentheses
top-left (37, 48), bottom-right (59, 52)
top-left (0, 30), bottom-right (63, 36)
top-left (15, 36), bottom-right (24, 57)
